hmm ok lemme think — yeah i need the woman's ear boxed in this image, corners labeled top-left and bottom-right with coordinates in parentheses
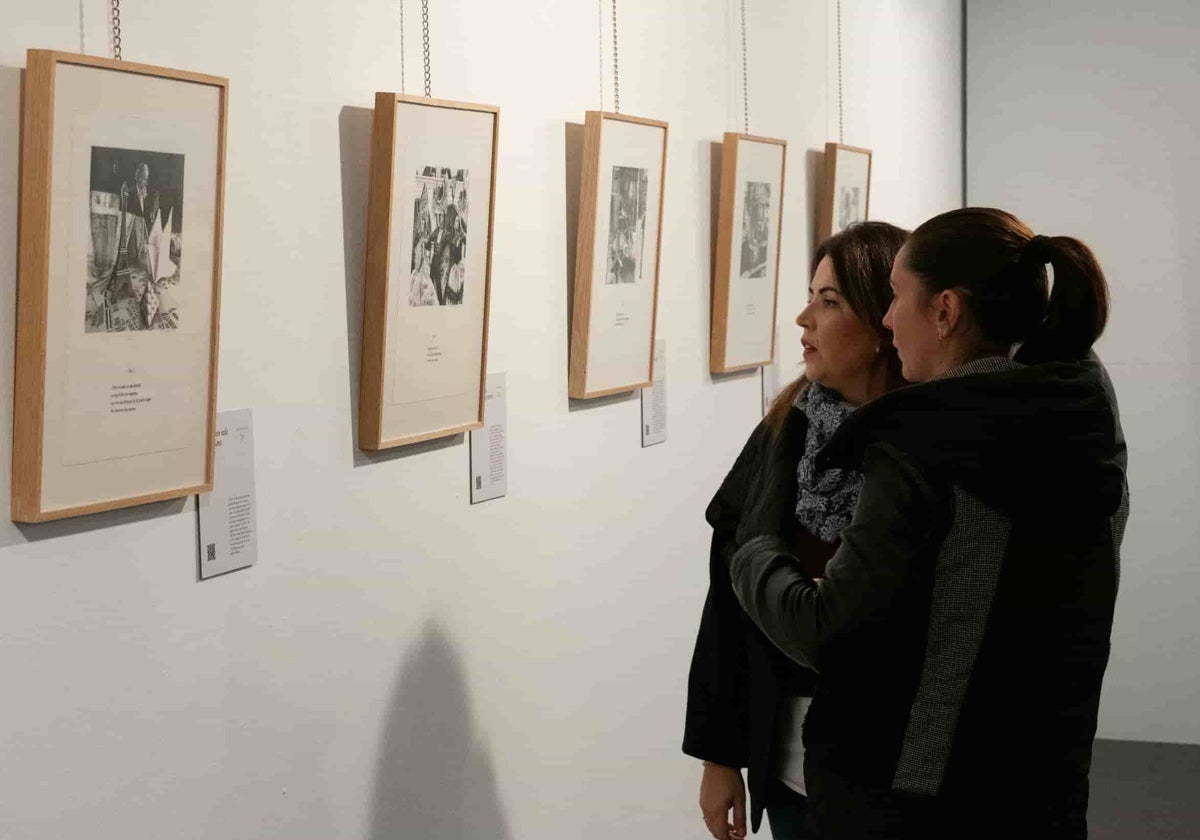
top-left (933, 288), bottom-right (968, 340)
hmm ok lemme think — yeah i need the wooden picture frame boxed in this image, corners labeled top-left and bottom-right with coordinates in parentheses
top-left (12, 50), bottom-right (228, 522)
top-left (359, 93), bottom-right (497, 451)
top-left (569, 111), bottom-right (668, 399)
top-left (710, 132), bottom-right (787, 373)
top-left (817, 142), bottom-right (872, 244)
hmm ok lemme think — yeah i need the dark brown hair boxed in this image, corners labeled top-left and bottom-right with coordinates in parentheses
top-left (902, 207), bottom-right (1109, 363)
top-left (765, 221), bottom-right (909, 433)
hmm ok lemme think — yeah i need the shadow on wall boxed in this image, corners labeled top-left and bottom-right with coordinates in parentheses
top-left (369, 619), bottom-right (512, 839)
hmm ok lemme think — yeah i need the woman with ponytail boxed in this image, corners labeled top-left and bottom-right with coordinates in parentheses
top-left (728, 208), bottom-right (1130, 838)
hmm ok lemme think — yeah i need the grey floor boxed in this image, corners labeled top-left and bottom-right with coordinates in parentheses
top-left (1089, 739), bottom-right (1200, 839)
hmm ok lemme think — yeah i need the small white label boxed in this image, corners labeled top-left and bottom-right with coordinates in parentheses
top-left (641, 339), bottom-right (667, 447)
top-left (470, 373), bottom-right (507, 504)
top-left (198, 408), bottom-right (258, 580)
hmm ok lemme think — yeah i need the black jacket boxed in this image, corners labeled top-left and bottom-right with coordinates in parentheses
top-left (683, 408), bottom-right (836, 833)
top-left (730, 355), bottom-right (1129, 839)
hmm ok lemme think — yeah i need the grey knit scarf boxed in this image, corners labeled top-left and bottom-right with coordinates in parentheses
top-left (794, 383), bottom-right (863, 543)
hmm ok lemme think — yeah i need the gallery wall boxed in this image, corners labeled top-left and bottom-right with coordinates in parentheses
top-left (0, 2), bottom-right (962, 838)
top-left (966, 0), bottom-right (1200, 746)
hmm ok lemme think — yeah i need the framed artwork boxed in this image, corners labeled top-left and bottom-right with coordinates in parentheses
top-left (12, 50), bottom-right (227, 522)
top-left (359, 93), bottom-right (497, 451)
top-left (568, 111), bottom-right (668, 399)
top-left (817, 142), bottom-right (872, 244)
top-left (710, 132), bottom-right (787, 373)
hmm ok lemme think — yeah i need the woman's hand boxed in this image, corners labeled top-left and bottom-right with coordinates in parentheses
top-left (699, 761), bottom-right (746, 840)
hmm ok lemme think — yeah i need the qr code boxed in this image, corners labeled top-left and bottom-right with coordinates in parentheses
top-left (206, 543), bottom-right (216, 562)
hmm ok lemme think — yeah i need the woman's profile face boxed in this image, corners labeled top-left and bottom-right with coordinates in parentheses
top-left (883, 245), bottom-right (942, 382)
top-left (795, 256), bottom-right (880, 404)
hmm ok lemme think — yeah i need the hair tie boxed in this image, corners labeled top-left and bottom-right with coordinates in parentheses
top-left (1021, 234), bottom-right (1053, 266)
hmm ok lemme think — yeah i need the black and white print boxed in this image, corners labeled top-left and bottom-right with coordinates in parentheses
top-left (86, 146), bottom-right (185, 333)
top-left (605, 165), bottom-right (648, 285)
top-left (739, 181), bottom-right (771, 279)
top-left (409, 167), bottom-right (469, 307)
top-left (836, 184), bottom-right (863, 231)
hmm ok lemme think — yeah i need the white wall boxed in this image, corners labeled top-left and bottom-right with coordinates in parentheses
top-left (966, 0), bottom-right (1200, 745)
top-left (0, 2), bottom-right (960, 837)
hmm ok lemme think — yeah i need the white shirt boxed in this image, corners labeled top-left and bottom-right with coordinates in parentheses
top-left (773, 695), bottom-right (812, 795)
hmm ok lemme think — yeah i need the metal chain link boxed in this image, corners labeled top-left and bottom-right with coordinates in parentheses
top-left (611, 0), bottom-right (620, 113)
top-left (399, 0), bottom-right (406, 94)
top-left (598, 0), bottom-right (604, 110)
top-left (421, 0), bottom-right (431, 97)
top-left (110, 0), bottom-right (122, 60)
top-left (836, 0), bottom-right (844, 143)
top-left (740, 0), bottom-right (750, 134)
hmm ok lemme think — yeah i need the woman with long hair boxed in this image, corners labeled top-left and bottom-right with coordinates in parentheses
top-left (684, 221), bottom-right (909, 839)
top-left (729, 207), bottom-right (1129, 838)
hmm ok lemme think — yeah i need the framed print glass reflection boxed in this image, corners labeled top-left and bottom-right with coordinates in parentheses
top-left (358, 93), bottom-right (497, 451)
top-left (817, 142), bottom-right (872, 244)
top-left (710, 133), bottom-right (786, 373)
top-left (12, 51), bottom-right (227, 522)
top-left (569, 111), bottom-right (668, 399)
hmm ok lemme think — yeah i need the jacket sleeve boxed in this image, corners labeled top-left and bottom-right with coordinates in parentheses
top-left (728, 442), bottom-right (943, 670)
top-left (681, 535), bottom-right (753, 767)
top-left (681, 424), bottom-right (771, 768)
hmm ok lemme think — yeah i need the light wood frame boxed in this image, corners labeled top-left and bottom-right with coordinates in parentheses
top-left (568, 111), bottom-right (669, 399)
top-left (710, 132), bottom-right (787, 374)
top-left (12, 50), bottom-right (228, 523)
top-left (358, 93), bottom-right (498, 451)
top-left (817, 142), bottom-right (872, 245)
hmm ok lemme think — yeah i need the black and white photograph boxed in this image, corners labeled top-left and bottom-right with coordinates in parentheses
top-left (86, 146), bottom-right (185, 333)
top-left (605, 164), bottom-right (649, 285)
top-left (739, 180), bottom-right (771, 279)
top-left (837, 184), bottom-right (863, 230)
top-left (409, 166), bottom-right (469, 307)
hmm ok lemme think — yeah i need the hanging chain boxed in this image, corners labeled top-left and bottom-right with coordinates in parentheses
top-left (611, 0), bottom-right (620, 113)
top-left (421, 0), bottom-right (431, 97)
top-left (110, 0), bottom-right (122, 60)
top-left (78, 0), bottom-right (87, 55)
top-left (740, 0), bottom-right (750, 134)
top-left (836, 0), bottom-right (844, 143)
top-left (598, 0), bottom-right (605, 110)
top-left (399, 0), bottom-right (406, 94)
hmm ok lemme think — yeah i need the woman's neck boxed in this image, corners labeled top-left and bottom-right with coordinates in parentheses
top-left (838, 361), bottom-right (891, 407)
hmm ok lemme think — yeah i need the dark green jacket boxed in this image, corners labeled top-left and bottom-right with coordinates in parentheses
top-left (683, 409), bottom-right (827, 833)
top-left (730, 355), bottom-right (1129, 838)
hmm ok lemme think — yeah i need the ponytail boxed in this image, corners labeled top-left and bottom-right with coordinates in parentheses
top-left (1015, 236), bottom-right (1109, 364)
top-left (906, 208), bottom-right (1110, 365)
